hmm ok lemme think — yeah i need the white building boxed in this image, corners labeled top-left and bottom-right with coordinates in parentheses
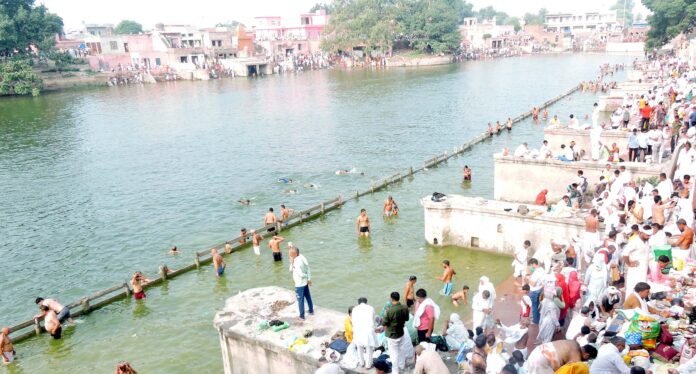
top-left (545, 11), bottom-right (618, 34)
top-left (459, 17), bottom-right (515, 50)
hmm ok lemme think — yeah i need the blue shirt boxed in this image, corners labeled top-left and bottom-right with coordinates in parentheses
top-left (690, 110), bottom-right (696, 124)
top-left (628, 134), bottom-right (639, 148)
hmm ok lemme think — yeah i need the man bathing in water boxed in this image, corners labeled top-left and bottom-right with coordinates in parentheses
top-left (37, 306), bottom-right (62, 339)
top-left (251, 230), bottom-right (263, 255)
top-left (383, 196), bottom-right (398, 217)
top-left (463, 166), bottom-right (472, 181)
top-left (451, 285), bottom-right (470, 307)
top-left (131, 272), bottom-right (150, 300)
top-left (357, 209), bottom-right (370, 237)
top-left (280, 204), bottom-right (291, 221)
top-left (211, 249), bottom-right (226, 277)
top-left (506, 117), bottom-right (513, 131)
top-left (35, 297), bottom-right (70, 325)
top-left (269, 235), bottom-right (285, 261)
top-left (1, 327), bottom-right (15, 363)
top-left (495, 121), bottom-right (503, 134)
top-left (264, 208), bottom-right (278, 232)
top-left (487, 123), bottom-right (494, 136)
top-left (404, 275), bottom-right (417, 309)
top-left (436, 260), bottom-right (456, 296)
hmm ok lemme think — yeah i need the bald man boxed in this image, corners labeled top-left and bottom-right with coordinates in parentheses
top-left (0, 327), bottom-right (15, 363)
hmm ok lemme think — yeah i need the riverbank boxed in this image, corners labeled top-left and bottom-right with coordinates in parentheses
top-left (0, 54), bottom-right (634, 373)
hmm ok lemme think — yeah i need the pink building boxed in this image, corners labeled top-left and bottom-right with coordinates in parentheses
top-left (253, 10), bottom-right (329, 56)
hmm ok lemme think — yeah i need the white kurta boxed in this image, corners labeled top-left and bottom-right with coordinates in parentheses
top-left (471, 292), bottom-right (489, 331)
top-left (351, 303), bottom-right (377, 347)
top-left (623, 236), bottom-right (649, 294)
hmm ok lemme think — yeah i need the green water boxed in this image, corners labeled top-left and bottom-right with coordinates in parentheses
top-left (0, 54), bottom-right (635, 373)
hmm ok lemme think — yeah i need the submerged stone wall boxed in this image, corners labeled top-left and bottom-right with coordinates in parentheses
top-left (422, 194), bottom-right (587, 259)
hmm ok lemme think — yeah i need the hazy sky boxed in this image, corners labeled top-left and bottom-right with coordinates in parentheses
top-left (41, 0), bottom-right (650, 30)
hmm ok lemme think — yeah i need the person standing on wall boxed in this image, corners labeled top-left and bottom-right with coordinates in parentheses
top-left (289, 244), bottom-right (314, 321)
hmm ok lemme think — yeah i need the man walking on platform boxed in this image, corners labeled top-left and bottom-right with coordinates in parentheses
top-left (289, 245), bottom-right (313, 321)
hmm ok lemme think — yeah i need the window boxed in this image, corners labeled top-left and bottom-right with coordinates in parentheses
top-left (212, 40), bottom-right (222, 47)
top-left (301, 17), bottom-right (310, 25)
top-left (297, 44), bottom-right (302, 51)
top-left (109, 41), bottom-right (118, 50)
top-left (123, 43), bottom-right (129, 52)
top-left (155, 58), bottom-right (161, 66)
top-left (180, 56), bottom-right (188, 63)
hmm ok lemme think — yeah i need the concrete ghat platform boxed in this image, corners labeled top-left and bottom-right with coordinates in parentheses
top-left (422, 195), bottom-right (587, 258)
top-left (543, 127), bottom-right (630, 156)
top-left (213, 286), bottom-right (457, 374)
top-left (494, 154), bottom-right (665, 203)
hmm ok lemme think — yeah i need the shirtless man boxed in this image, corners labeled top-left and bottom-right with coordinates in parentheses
top-left (356, 209), bottom-right (370, 237)
top-left (525, 340), bottom-right (597, 374)
top-left (268, 235), bottom-right (285, 262)
top-left (463, 166), bottom-right (472, 181)
top-left (543, 108), bottom-right (549, 120)
top-left (495, 121), bottom-right (503, 133)
top-left (0, 327), bottom-right (15, 363)
top-left (131, 272), bottom-right (150, 300)
top-left (168, 246), bottom-right (179, 255)
top-left (280, 205), bottom-right (290, 221)
top-left (582, 209), bottom-right (600, 270)
top-left (403, 276), bottom-right (417, 309)
top-left (452, 285), bottom-right (470, 307)
top-left (211, 249), bottom-right (226, 277)
top-left (506, 118), bottom-right (513, 131)
top-left (238, 228), bottom-right (248, 245)
top-left (251, 230), bottom-right (263, 255)
top-left (264, 208), bottom-right (278, 233)
top-left (652, 195), bottom-right (675, 226)
top-left (383, 196), bottom-right (396, 217)
top-left (34, 297), bottom-right (70, 324)
top-left (436, 260), bottom-right (456, 296)
top-left (38, 306), bottom-right (62, 339)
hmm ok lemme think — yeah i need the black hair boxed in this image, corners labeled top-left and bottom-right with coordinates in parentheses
top-left (409, 275), bottom-right (417, 281)
top-left (634, 282), bottom-right (651, 293)
top-left (443, 260), bottom-right (450, 266)
top-left (501, 364), bottom-right (518, 374)
top-left (527, 258), bottom-right (539, 266)
top-left (580, 325), bottom-right (591, 335)
top-left (658, 255), bottom-right (670, 263)
top-left (35, 297), bottom-right (44, 304)
top-left (582, 345), bottom-right (598, 359)
top-left (390, 292), bottom-right (400, 302)
top-left (475, 326), bottom-right (484, 336)
top-left (269, 207), bottom-right (274, 212)
top-left (524, 240), bottom-right (531, 246)
top-left (630, 368), bottom-right (646, 374)
top-left (415, 288), bottom-right (426, 298)
top-left (522, 284), bottom-right (530, 291)
top-left (348, 306), bottom-right (354, 314)
top-left (482, 290), bottom-right (490, 298)
top-left (463, 285), bottom-right (470, 290)
top-left (475, 334), bottom-right (487, 348)
top-left (358, 297), bottom-right (368, 304)
top-left (581, 306), bottom-right (590, 314)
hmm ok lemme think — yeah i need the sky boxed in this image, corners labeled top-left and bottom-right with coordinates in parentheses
top-left (41, 0), bottom-right (650, 30)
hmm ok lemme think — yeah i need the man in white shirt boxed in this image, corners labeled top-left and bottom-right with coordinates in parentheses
top-left (589, 336), bottom-right (630, 374)
top-left (656, 173), bottom-right (673, 200)
top-left (525, 258), bottom-right (546, 324)
top-left (623, 226), bottom-right (650, 294)
top-left (351, 297), bottom-right (377, 369)
top-left (636, 130), bottom-right (649, 162)
top-left (514, 143), bottom-right (529, 158)
top-left (539, 140), bottom-right (552, 160)
top-left (513, 241), bottom-right (530, 279)
top-left (289, 245), bottom-right (314, 320)
top-left (648, 127), bottom-right (662, 163)
top-left (569, 114), bottom-right (580, 128)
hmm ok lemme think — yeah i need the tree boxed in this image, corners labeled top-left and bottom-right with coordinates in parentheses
top-left (524, 8), bottom-right (548, 26)
top-left (216, 20), bottom-right (245, 28)
top-left (309, 2), bottom-right (332, 14)
top-left (643, 0), bottom-right (696, 49)
top-left (114, 20), bottom-right (143, 35)
top-left (403, 0), bottom-right (463, 53)
top-left (610, 0), bottom-right (635, 26)
top-left (0, 58), bottom-right (42, 96)
top-left (0, 0), bottom-right (63, 54)
top-left (503, 16), bottom-right (521, 32)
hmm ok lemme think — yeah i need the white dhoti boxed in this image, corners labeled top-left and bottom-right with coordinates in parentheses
top-left (2, 351), bottom-right (13, 364)
top-left (625, 264), bottom-right (648, 296)
top-left (581, 231), bottom-right (600, 271)
top-left (253, 245), bottom-right (260, 255)
top-left (525, 345), bottom-right (555, 374)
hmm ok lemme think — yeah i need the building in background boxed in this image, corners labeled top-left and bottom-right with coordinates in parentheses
top-left (544, 11), bottom-right (619, 34)
top-left (459, 17), bottom-right (515, 50)
top-left (252, 10), bottom-right (329, 56)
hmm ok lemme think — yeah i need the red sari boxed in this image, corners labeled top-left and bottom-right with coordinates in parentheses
top-left (567, 271), bottom-right (582, 309)
top-left (555, 273), bottom-right (571, 322)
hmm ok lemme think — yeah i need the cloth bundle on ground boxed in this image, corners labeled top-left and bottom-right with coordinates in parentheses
top-left (626, 311), bottom-right (661, 350)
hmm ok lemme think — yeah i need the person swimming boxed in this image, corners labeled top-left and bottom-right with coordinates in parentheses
top-left (238, 199), bottom-right (251, 206)
top-left (335, 167), bottom-right (363, 175)
top-left (278, 178), bottom-right (294, 184)
top-left (303, 183), bottom-right (320, 189)
top-left (283, 189), bottom-right (298, 194)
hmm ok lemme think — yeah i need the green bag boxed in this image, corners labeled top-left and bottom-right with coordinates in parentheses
top-left (652, 245), bottom-right (672, 274)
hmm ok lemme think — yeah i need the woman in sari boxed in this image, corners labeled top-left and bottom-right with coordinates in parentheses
top-left (536, 287), bottom-right (565, 345)
top-left (584, 255), bottom-right (608, 304)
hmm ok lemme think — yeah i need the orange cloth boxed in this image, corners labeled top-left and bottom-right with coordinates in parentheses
top-left (555, 362), bottom-right (589, 374)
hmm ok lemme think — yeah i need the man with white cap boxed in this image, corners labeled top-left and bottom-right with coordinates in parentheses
top-left (623, 225), bottom-right (651, 293)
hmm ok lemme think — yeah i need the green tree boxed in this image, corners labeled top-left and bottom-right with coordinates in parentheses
top-left (0, 58), bottom-right (42, 96)
top-left (0, 0), bottom-right (63, 54)
top-left (643, 0), bottom-right (696, 49)
top-left (403, 0), bottom-right (463, 53)
top-left (523, 8), bottom-right (548, 26)
top-left (610, 0), bottom-right (635, 26)
top-left (309, 2), bottom-right (333, 14)
top-left (114, 20), bottom-right (143, 35)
